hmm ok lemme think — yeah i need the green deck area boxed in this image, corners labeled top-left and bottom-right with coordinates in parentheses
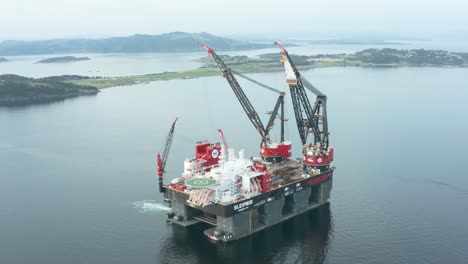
top-left (185, 178), bottom-right (218, 188)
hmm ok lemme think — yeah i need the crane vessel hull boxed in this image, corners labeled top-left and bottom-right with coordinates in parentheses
top-left (158, 42), bottom-right (335, 242)
top-left (162, 151), bottom-right (334, 242)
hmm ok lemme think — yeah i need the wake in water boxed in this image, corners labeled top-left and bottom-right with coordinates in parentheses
top-left (133, 200), bottom-right (170, 214)
top-left (426, 179), bottom-right (468, 195)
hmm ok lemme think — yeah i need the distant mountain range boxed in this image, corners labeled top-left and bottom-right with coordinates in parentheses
top-left (0, 32), bottom-right (270, 56)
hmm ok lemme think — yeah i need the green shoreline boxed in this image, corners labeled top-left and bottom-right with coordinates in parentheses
top-left (0, 75), bottom-right (99, 106)
top-left (68, 48), bottom-right (468, 89)
top-left (4, 48), bottom-right (466, 107)
top-left (68, 60), bottom-right (467, 89)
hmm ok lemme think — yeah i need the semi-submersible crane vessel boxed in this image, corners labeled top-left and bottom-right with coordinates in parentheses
top-left (156, 42), bottom-right (335, 242)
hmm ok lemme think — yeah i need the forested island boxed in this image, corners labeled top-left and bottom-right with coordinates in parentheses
top-left (35, 56), bottom-right (91, 63)
top-left (242, 48), bottom-right (468, 68)
top-left (67, 48), bottom-right (468, 89)
top-left (0, 75), bottom-right (99, 106)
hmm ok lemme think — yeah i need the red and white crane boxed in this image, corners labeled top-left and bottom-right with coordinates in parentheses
top-left (275, 42), bottom-right (333, 170)
top-left (199, 42), bottom-right (291, 163)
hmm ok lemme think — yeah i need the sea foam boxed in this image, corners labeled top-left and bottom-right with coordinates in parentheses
top-left (133, 200), bottom-right (170, 214)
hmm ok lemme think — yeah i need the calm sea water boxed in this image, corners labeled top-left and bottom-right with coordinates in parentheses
top-left (1, 46), bottom-right (468, 263)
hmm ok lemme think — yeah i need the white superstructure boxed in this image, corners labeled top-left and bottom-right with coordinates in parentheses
top-left (179, 148), bottom-right (265, 207)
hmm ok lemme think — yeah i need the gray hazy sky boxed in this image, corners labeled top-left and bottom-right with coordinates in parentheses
top-left (1, 0), bottom-right (467, 40)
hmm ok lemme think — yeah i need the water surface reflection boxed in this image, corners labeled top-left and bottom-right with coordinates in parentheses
top-left (159, 203), bottom-right (333, 264)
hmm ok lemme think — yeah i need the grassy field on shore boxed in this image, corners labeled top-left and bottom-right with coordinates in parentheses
top-left (68, 48), bottom-right (468, 89)
top-left (67, 62), bottom-right (344, 89)
top-left (69, 68), bottom-right (222, 89)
